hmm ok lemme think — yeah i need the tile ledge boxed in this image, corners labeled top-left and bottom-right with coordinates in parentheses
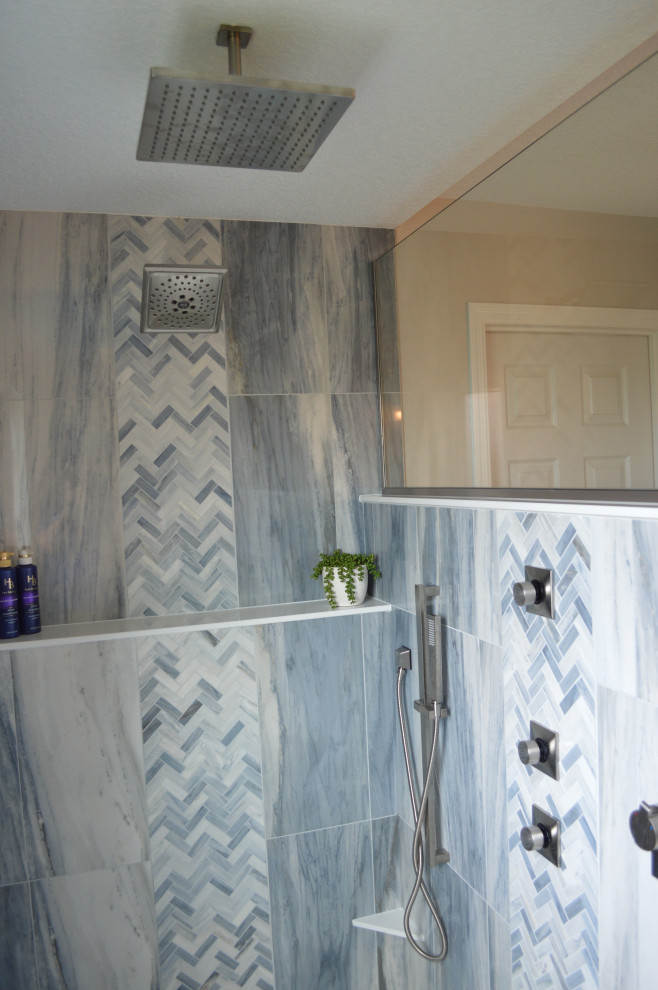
top-left (361, 492), bottom-right (658, 519)
top-left (353, 908), bottom-right (422, 941)
top-left (0, 597), bottom-right (391, 652)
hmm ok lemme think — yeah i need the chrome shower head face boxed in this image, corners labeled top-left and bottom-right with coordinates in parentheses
top-left (140, 265), bottom-right (227, 333)
top-left (136, 24), bottom-right (354, 172)
top-left (137, 70), bottom-right (354, 172)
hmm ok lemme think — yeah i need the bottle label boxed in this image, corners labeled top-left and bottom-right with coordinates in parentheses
top-left (17, 563), bottom-right (40, 634)
top-left (0, 590), bottom-right (20, 638)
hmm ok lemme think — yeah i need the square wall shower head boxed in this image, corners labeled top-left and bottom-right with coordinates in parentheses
top-left (140, 265), bottom-right (227, 333)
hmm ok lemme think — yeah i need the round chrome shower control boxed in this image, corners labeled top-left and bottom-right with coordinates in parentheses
top-left (518, 737), bottom-right (550, 766)
top-left (629, 802), bottom-right (658, 851)
top-left (516, 722), bottom-right (559, 779)
top-left (513, 580), bottom-right (543, 607)
top-left (520, 806), bottom-right (561, 866)
top-left (521, 823), bottom-right (551, 852)
top-left (512, 567), bottom-right (554, 619)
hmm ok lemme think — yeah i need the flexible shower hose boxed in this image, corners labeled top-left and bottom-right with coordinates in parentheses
top-left (396, 667), bottom-right (448, 961)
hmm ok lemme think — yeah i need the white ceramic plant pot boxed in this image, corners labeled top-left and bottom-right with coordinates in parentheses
top-left (323, 566), bottom-right (368, 607)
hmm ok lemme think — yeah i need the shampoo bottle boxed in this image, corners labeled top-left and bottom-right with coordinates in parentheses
top-left (17, 548), bottom-right (41, 635)
top-left (0, 552), bottom-right (20, 639)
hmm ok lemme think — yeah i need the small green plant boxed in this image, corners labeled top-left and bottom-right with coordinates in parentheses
top-left (311, 549), bottom-right (382, 609)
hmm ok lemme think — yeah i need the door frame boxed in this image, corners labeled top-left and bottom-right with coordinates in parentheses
top-left (467, 302), bottom-right (658, 486)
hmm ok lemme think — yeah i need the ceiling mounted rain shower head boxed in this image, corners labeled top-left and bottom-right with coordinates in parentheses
top-left (136, 24), bottom-right (355, 172)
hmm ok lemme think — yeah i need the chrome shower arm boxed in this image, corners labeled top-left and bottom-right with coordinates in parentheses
top-left (216, 24), bottom-right (254, 76)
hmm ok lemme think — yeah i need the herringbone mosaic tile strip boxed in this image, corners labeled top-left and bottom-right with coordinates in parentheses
top-left (138, 629), bottom-right (273, 990)
top-left (110, 216), bottom-right (237, 617)
top-left (499, 511), bottom-right (598, 990)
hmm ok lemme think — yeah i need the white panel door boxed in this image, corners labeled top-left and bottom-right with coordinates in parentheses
top-left (485, 331), bottom-right (654, 487)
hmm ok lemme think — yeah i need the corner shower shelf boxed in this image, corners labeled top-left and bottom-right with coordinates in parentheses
top-left (352, 908), bottom-right (422, 941)
top-left (0, 596), bottom-right (391, 652)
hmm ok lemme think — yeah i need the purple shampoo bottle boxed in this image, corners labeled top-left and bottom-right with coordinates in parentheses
top-left (17, 548), bottom-right (41, 635)
top-left (0, 552), bottom-right (20, 638)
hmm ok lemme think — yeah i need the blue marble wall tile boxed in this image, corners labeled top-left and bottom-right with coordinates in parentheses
top-left (32, 863), bottom-right (158, 990)
top-left (0, 400), bottom-right (30, 551)
top-left (498, 511), bottom-right (598, 990)
top-left (13, 641), bottom-right (148, 880)
top-left (25, 397), bottom-right (126, 624)
top-left (597, 686), bottom-right (639, 990)
top-left (598, 687), bottom-right (658, 990)
top-left (591, 516), bottom-right (636, 697)
top-left (362, 608), bottom-right (421, 825)
top-left (0, 212), bottom-right (114, 402)
top-left (634, 695), bottom-right (658, 990)
top-left (371, 815), bottom-right (439, 987)
top-left (19, 213), bottom-right (114, 401)
top-left (110, 215), bottom-right (237, 618)
top-left (0, 213), bottom-right (26, 401)
top-left (256, 616), bottom-right (369, 837)
top-left (488, 907), bottom-right (512, 990)
top-left (138, 629), bottom-right (273, 990)
top-left (222, 220), bottom-right (328, 395)
top-left (372, 246), bottom-right (400, 395)
top-left (417, 505), bottom-right (501, 646)
top-left (332, 393), bottom-right (381, 553)
top-left (267, 822), bottom-right (376, 990)
top-left (478, 639), bottom-right (508, 918)
top-left (429, 864), bottom-right (490, 990)
top-left (631, 519), bottom-right (658, 706)
top-left (438, 626), bottom-right (487, 900)
top-left (0, 653), bottom-right (27, 885)
top-left (0, 881), bottom-right (37, 987)
top-left (593, 517), bottom-right (658, 706)
top-left (323, 225), bottom-right (392, 394)
top-left (231, 393), bottom-right (335, 606)
top-left (0, 211), bottom-right (123, 627)
top-left (363, 502), bottom-right (419, 612)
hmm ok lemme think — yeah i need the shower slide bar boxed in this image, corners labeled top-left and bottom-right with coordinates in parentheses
top-left (414, 584), bottom-right (450, 868)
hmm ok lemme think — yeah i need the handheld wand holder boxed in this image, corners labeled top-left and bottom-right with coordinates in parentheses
top-left (414, 584), bottom-right (450, 867)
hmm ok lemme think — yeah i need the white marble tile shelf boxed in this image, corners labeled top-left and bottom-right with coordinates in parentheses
top-left (352, 908), bottom-right (422, 941)
top-left (362, 492), bottom-right (658, 519)
top-left (0, 597), bottom-right (391, 652)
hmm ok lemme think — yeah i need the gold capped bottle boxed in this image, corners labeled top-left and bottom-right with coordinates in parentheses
top-left (17, 547), bottom-right (41, 635)
top-left (0, 551), bottom-right (20, 639)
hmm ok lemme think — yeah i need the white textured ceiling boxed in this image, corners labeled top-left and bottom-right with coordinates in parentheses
top-left (1, 0), bottom-right (657, 228)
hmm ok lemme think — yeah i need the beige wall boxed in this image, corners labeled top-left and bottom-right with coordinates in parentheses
top-left (394, 203), bottom-right (658, 486)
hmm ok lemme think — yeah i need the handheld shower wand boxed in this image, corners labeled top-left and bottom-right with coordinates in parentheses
top-left (395, 643), bottom-right (448, 962)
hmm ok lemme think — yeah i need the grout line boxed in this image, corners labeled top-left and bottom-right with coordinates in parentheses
top-left (443, 859), bottom-right (508, 922)
top-left (265, 817), bottom-right (379, 843)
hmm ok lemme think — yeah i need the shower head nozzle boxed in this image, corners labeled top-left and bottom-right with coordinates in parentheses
top-left (136, 24), bottom-right (355, 172)
top-left (140, 265), bottom-right (227, 334)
